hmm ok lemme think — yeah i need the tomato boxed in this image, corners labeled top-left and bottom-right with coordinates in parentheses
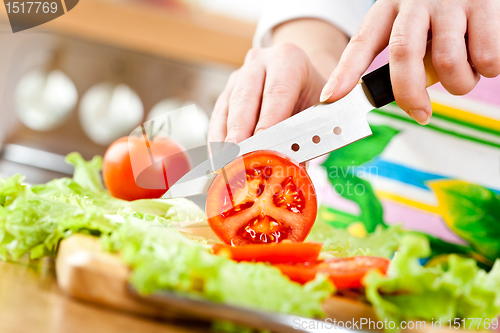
top-left (206, 150), bottom-right (317, 245)
top-left (317, 256), bottom-right (390, 289)
top-left (103, 136), bottom-right (191, 201)
top-left (273, 263), bottom-right (319, 284)
top-left (212, 242), bottom-right (322, 264)
top-left (274, 256), bottom-right (390, 289)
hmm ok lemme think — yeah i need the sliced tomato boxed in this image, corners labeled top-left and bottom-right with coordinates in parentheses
top-left (206, 150), bottom-right (317, 245)
top-left (212, 242), bottom-right (322, 264)
top-left (274, 256), bottom-right (390, 289)
top-left (318, 256), bottom-right (390, 289)
top-left (273, 263), bottom-right (319, 284)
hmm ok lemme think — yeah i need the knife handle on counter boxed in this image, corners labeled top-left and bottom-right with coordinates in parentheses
top-left (361, 41), bottom-right (439, 108)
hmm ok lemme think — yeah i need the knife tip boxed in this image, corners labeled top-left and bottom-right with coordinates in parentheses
top-left (161, 190), bottom-right (173, 199)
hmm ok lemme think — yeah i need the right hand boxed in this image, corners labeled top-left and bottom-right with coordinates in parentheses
top-left (208, 43), bottom-right (326, 144)
top-left (319, 0), bottom-right (500, 125)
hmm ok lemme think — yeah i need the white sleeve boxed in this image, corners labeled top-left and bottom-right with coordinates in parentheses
top-left (253, 0), bottom-right (374, 47)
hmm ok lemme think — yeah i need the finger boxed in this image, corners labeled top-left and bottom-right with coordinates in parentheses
top-left (208, 70), bottom-right (239, 143)
top-left (389, 3), bottom-right (432, 125)
top-left (254, 44), bottom-right (310, 134)
top-left (320, 0), bottom-right (398, 103)
top-left (225, 55), bottom-right (266, 143)
top-left (431, 6), bottom-right (479, 95)
top-left (467, 0), bottom-right (500, 78)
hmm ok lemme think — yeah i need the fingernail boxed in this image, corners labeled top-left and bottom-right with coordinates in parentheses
top-left (320, 77), bottom-right (337, 102)
top-left (410, 110), bottom-right (430, 125)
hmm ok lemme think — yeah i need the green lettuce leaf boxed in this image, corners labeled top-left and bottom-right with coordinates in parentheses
top-left (66, 152), bottom-right (105, 193)
top-left (307, 213), bottom-right (404, 258)
top-left (313, 205), bottom-right (482, 265)
top-left (3, 152), bottom-right (500, 326)
top-left (364, 234), bottom-right (500, 331)
top-left (0, 174), bottom-right (27, 207)
top-left (0, 153), bottom-right (333, 319)
top-left (0, 153), bottom-right (207, 260)
top-left (126, 198), bottom-right (206, 223)
top-left (0, 191), bottom-right (118, 260)
top-left (103, 217), bottom-right (334, 318)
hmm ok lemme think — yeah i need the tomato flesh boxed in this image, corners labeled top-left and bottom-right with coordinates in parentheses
top-left (220, 166), bottom-right (295, 244)
top-left (274, 256), bottom-right (390, 289)
top-left (206, 150), bottom-right (317, 245)
top-left (239, 215), bottom-right (291, 244)
top-left (318, 256), bottom-right (390, 289)
top-left (212, 242), bottom-right (322, 264)
top-left (273, 176), bottom-right (306, 213)
top-left (273, 263), bottom-right (319, 284)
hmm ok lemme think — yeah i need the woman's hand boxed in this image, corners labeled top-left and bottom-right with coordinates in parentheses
top-left (208, 19), bottom-right (348, 144)
top-left (320, 0), bottom-right (500, 125)
top-left (208, 43), bottom-right (325, 144)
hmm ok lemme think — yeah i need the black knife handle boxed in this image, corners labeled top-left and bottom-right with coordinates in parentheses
top-left (361, 41), bottom-right (439, 109)
top-left (361, 63), bottom-right (394, 108)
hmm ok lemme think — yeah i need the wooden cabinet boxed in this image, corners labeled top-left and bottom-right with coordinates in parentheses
top-left (0, 0), bottom-right (255, 67)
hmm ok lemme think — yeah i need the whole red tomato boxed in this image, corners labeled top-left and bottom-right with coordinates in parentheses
top-left (103, 136), bottom-right (191, 201)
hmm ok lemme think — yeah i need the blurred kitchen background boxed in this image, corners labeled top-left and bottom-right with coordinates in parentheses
top-left (0, 0), bottom-right (264, 184)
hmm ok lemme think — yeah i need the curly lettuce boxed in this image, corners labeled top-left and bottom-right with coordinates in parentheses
top-left (0, 153), bottom-right (204, 260)
top-left (306, 215), bottom-right (404, 258)
top-left (365, 234), bottom-right (500, 331)
top-left (0, 152), bottom-right (332, 319)
top-left (2, 152), bottom-right (500, 325)
top-left (103, 217), bottom-right (333, 317)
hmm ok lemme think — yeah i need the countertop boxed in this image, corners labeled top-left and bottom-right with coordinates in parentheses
top-left (0, 258), bottom-right (212, 333)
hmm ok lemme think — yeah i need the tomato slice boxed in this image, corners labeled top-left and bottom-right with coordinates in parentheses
top-left (206, 150), bottom-right (317, 245)
top-left (274, 256), bottom-right (390, 289)
top-left (317, 256), bottom-right (390, 289)
top-left (212, 242), bottom-right (322, 264)
top-left (273, 263), bottom-right (319, 284)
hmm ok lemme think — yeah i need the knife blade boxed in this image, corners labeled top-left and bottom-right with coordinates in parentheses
top-left (128, 286), bottom-right (368, 333)
top-left (163, 42), bottom-right (439, 199)
top-left (163, 82), bottom-right (375, 199)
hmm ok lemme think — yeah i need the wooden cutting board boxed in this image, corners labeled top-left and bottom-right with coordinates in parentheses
top-left (55, 231), bottom-right (467, 333)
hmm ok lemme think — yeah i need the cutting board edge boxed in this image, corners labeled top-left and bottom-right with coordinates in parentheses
top-left (54, 234), bottom-right (478, 333)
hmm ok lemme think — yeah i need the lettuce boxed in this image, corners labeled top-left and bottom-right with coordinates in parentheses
top-left (0, 175), bottom-right (119, 260)
top-left (2, 152), bottom-right (500, 326)
top-left (1, 194), bottom-right (117, 260)
top-left (364, 234), bottom-right (500, 331)
top-left (307, 216), bottom-right (404, 258)
top-left (0, 153), bottom-right (205, 260)
top-left (0, 153), bottom-right (332, 319)
top-left (0, 174), bottom-right (27, 206)
top-left (103, 217), bottom-right (333, 317)
top-left (126, 198), bottom-right (206, 224)
top-left (66, 152), bottom-right (106, 193)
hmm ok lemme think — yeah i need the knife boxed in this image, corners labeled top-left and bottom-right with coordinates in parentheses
top-left (129, 286), bottom-right (368, 333)
top-left (163, 42), bottom-right (438, 199)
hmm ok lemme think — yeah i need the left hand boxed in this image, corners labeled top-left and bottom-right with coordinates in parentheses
top-left (320, 0), bottom-right (500, 125)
